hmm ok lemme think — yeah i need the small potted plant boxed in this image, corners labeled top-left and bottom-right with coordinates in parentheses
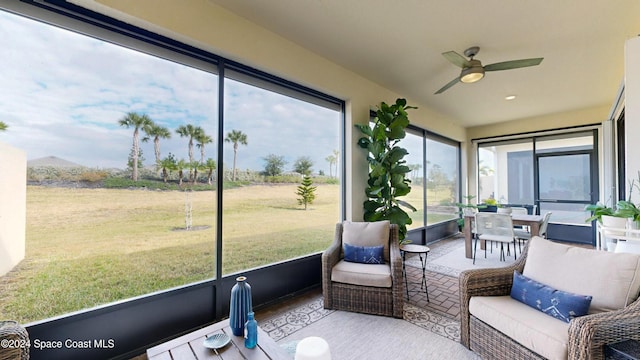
top-left (585, 202), bottom-right (628, 239)
top-left (480, 198), bottom-right (498, 212)
top-left (584, 203), bottom-right (615, 224)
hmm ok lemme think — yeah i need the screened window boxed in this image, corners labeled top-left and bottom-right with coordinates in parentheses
top-left (221, 74), bottom-right (342, 275)
top-left (403, 130), bottom-right (425, 229)
top-left (401, 126), bottom-right (460, 231)
top-left (0, 9), bottom-right (219, 323)
top-left (426, 137), bottom-right (459, 224)
top-left (476, 130), bottom-right (597, 234)
top-left (0, 7), bottom-right (343, 324)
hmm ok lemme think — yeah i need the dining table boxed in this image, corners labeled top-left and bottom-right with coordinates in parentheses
top-left (463, 213), bottom-right (545, 259)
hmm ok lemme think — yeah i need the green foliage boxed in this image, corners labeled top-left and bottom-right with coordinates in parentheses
top-left (263, 154), bottom-right (287, 176)
top-left (293, 156), bottom-right (314, 175)
top-left (127, 146), bottom-right (145, 171)
top-left (225, 129), bottom-right (248, 181)
top-left (158, 153), bottom-right (177, 183)
top-left (296, 175), bottom-right (317, 210)
top-left (482, 198), bottom-right (498, 206)
top-left (355, 98), bottom-right (417, 242)
top-left (102, 177), bottom-right (213, 191)
top-left (119, 112), bottom-right (153, 181)
top-left (584, 203), bottom-right (616, 223)
top-left (0, 121), bottom-right (7, 131)
top-left (79, 170), bottom-right (109, 183)
top-left (616, 200), bottom-right (640, 222)
top-left (264, 174), bottom-right (301, 183)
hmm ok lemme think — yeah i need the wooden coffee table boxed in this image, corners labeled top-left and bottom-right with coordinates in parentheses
top-left (146, 318), bottom-right (289, 359)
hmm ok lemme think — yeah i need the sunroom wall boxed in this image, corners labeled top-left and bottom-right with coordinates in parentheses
top-left (77, 0), bottom-right (466, 221)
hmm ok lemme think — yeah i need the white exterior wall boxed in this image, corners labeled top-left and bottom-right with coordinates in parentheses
top-left (0, 142), bottom-right (27, 276)
top-left (625, 37), bottom-right (640, 187)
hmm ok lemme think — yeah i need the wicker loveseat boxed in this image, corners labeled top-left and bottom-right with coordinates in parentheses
top-left (460, 236), bottom-right (640, 360)
top-left (322, 221), bottom-right (404, 318)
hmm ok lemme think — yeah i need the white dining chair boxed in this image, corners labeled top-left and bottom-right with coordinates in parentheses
top-left (474, 212), bottom-right (517, 263)
top-left (514, 212), bottom-right (552, 243)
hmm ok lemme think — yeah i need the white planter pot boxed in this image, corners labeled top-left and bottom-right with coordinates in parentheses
top-left (602, 215), bottom-right (628, 236)
top-left (628, 218), bottom-right (640, 230)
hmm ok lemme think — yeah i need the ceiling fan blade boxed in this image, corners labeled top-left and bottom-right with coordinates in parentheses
top-left (442, 51), bottom-right (471, 68)
top-left (434, 77), bottom-right (461, 94)
top-left (484, 58), bottom-right (543, 71)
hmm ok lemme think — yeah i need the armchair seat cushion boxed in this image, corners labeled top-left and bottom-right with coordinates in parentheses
top-left (470, 295), bottom-right (569, 360)
top-left (331, 260), bottom-right (392, 288)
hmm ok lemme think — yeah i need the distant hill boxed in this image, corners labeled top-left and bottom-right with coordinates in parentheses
top-left (28, 156), bottom-right (84, 168)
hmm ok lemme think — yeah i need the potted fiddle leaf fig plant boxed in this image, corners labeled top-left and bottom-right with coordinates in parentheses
top-left (355, 98), bottom-right (416, 243)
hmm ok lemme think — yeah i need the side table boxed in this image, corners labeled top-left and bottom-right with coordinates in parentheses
top-left (400, 244), bottom-right (430, 302)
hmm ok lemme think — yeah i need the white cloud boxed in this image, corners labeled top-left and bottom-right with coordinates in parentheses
top-left (0, 10), bottom-right (340, 175)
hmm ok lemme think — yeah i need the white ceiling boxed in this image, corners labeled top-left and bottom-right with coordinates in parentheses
top-left (209, 0), bottom-right (640, 128)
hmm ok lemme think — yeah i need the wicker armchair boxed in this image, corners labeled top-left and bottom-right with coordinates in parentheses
top-left (0, 321), bottom-right (29, 360)
top-left (322, 221), bottom-right (404, 318)
top-left (460, 240), bottom-right (640, 360)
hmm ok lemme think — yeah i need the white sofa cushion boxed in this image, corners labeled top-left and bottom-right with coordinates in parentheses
top-left (342, 221), bottom-right (390, 262)
top-left (331, 260), bottom-right (392, 288)
top-left (523, 236), bottom-right (640, 313)
top-left (470, 295), bottom-right (569, 360)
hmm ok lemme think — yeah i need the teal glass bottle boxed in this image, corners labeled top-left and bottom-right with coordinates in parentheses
top-left (244, 311), bottom-right (258, 349)
top-left (229, 276), bottom-right (253, 336)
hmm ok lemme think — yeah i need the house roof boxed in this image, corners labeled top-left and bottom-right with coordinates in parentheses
top-left (209, 0), bottom-right (640, 127)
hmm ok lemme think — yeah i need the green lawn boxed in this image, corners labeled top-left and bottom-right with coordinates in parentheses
top-left (0, 183), bottom-right (455, 323)
top-left (0, 184), bottom-right (339, 323)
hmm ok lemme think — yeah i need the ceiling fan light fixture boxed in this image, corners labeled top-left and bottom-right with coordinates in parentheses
top-left (460, 62), bottom-right (485, 83)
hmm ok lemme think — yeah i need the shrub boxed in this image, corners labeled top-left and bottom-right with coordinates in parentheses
top-left (79, 170), bottom-right (109, 183)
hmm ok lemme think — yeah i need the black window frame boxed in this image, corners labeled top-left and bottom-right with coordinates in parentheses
top-left (1, 1), bottom-right (346, 359)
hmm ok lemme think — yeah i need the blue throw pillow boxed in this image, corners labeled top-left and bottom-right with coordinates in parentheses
top-left (510, 271), bottom-right (592, 323)
top-left (343, 243), bottom-right (384, 264)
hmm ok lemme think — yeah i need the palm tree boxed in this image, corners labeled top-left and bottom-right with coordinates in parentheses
top-left (158, 153), bottom-right (177, 183)
top-left (176, 124), bottom-right (203, 163)
top-left (332, 149), bottom-right (339, 178)
top-left (204, 158), bottom-right (216, 185)
top-left (224, 130), bottom-right (248, 181)
top-left (189, 161), bottom-right (202, 184)
top-left (325, 154), bottom-right (336, 178)
top-left (195, 131), bottom-right (213, 164)
top-left (118, 112), bottom-right (152, 181)
top-left (0, 121), bottom-right (7, 132)
top-left (176, 159), bottom-right (188, 186)
top-left (142, 123), bottom-right (172, 166)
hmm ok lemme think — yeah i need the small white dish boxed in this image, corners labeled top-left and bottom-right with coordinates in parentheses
top-left (203, 333), bottom-right (230, 349)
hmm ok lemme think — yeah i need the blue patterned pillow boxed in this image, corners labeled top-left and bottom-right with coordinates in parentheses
top-left (343, 243), bottom-right (384, 264)
top-left (510, 271), bottom-right (592, 323)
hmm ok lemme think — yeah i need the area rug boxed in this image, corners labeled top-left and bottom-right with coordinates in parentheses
top-left (405, 236), bottom-right (518, 277)
top-left (271, 306), bottom-right (479, 360)
top-left (261, 296), bottom-right (460, 342)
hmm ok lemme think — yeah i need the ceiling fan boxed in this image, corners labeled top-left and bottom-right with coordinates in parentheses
top-left (434, 46), bottom-right (543, 94)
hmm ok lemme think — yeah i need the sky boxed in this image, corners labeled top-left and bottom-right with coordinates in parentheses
top-left (0, 10), bottom-right (341, 174)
